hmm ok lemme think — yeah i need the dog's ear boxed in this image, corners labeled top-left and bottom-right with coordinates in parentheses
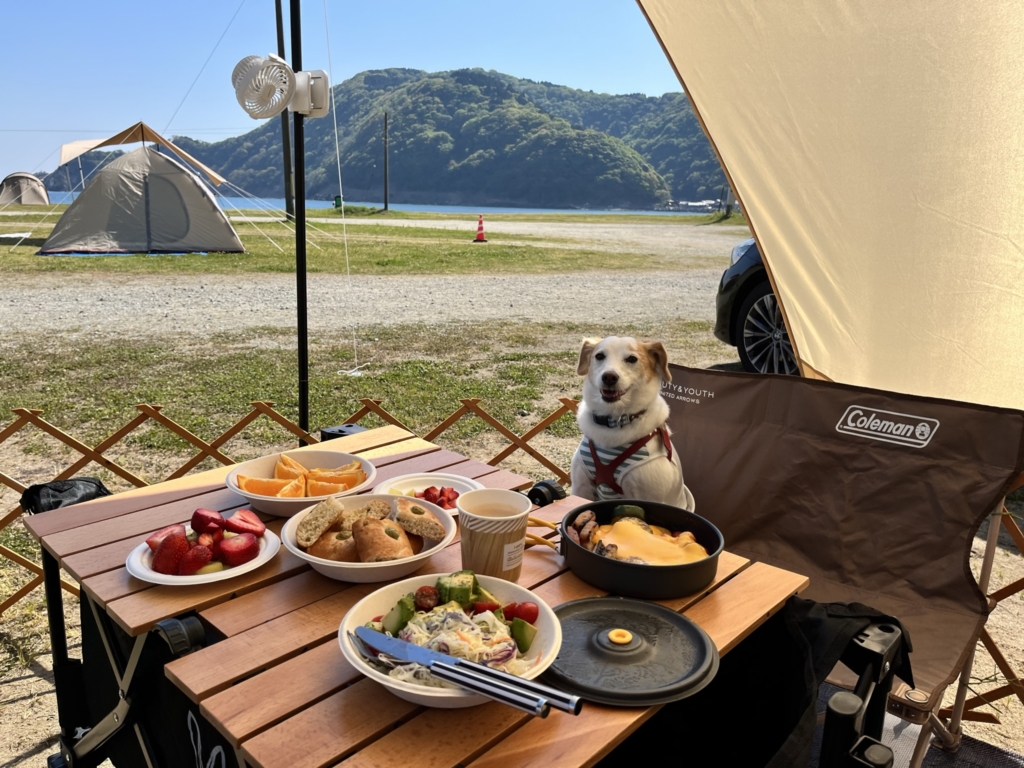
top-left (577, 338), bottom-right (601, 376)
top-left (643, 340), bottom-right (672, 382)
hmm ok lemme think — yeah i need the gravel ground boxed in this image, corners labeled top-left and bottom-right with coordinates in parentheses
top-left (0, 270), bottom-right (723, 337)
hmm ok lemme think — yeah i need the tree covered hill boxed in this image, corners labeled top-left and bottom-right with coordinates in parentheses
top-left (50, 69), bottom-right (727, 209)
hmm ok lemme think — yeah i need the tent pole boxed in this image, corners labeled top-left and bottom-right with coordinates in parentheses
top-left (291, 0), bottom-right (309, 441)
top-left (276, 0), bottom-right (295, 222)
top-left (383, 112), bottom-right (389, 211)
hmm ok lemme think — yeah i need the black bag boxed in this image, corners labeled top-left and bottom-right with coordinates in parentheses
top-left (20, 477), bottom-right (112, 515)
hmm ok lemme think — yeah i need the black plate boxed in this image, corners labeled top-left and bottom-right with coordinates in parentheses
top-left (543, 597), bottom-right (719, 706)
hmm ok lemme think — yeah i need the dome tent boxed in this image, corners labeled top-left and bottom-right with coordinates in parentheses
top-left (0, 172), bottom-right (49, 205)
top-left (39, 147), bottom-right (243, 255)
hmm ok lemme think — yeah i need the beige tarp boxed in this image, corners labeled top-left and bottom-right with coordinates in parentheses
top-left (638, 1), bottom-right (1024, 411)
top-left (0, 173), bottom-right (49, 205)
top-left (40, 147), bottom-right (243, 254)
top-left (59, 122), bottom-right (226, 186)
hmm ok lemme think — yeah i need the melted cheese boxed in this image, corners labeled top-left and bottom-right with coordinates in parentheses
top-left (590, 520), bottom-right (708, 565)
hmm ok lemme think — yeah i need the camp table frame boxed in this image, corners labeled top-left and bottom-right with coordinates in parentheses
top-left (24, 425), bottom-right (808, 768)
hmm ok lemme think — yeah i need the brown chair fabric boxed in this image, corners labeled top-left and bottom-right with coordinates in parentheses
top-left (664, 365), bottom-right (1024, 712)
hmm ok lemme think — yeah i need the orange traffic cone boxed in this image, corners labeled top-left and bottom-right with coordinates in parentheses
top-left (472, 214), bottom-right (488, 243)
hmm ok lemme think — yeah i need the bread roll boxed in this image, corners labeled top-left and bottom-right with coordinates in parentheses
top-left (334, 499), bottom-right (391, 532)
top-left (351, 517), bottom-right (414, 562)
top-left (306, 529), bottom-right (359, 562)
top-left (296, 497), bottom-right (345, 548)
top-left (395, 498), bottom-right (446, 540)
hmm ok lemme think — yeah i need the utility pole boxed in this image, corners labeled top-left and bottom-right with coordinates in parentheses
top-left (290, 0), bottom-right (309, 437)
top-left (276, 0), bottom-right (295, 221)
top-left (383, 112), bottom-right (389, 211)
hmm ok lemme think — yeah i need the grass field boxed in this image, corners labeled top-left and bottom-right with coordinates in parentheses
top-left (0, 218), bottom-right (700, 275)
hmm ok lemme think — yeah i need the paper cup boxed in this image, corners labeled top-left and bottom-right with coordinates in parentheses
top-left (457, 489), bottom-right (532, 582)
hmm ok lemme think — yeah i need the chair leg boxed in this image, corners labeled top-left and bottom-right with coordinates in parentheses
top-left (908, 717), bottom-right (933, 768)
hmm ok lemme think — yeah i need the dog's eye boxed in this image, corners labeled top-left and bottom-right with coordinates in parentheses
top-left (625, 355), bottom-right (638, 364)
top-left (595, 352), bottom-right (605, 361)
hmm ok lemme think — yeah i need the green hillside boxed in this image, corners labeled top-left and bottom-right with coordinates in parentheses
top-left (50, 69), bottom-right (728, 208)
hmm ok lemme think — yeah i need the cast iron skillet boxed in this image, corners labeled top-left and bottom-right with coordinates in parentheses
top-left (559, 499), bottom-right (724, 600)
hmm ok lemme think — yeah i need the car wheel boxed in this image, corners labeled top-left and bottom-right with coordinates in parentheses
top-left (735, 281), bottom-right (799, 375)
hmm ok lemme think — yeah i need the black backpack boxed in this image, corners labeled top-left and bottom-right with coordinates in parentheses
top-left (20, 477), bottom-right (112, 515)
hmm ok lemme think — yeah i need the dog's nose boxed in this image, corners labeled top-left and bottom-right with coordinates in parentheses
top-left (601, 372), bottom-right (619, 387)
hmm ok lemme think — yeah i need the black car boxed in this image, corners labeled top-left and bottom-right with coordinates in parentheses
top-left (714, 238), bottom-right (799, 375)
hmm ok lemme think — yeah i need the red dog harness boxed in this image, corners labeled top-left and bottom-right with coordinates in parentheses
top-left (587, 427), bottom-right (673, 495)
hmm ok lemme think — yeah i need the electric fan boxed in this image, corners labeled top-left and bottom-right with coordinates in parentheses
top-left (232, 54), bottom-right (329, 119)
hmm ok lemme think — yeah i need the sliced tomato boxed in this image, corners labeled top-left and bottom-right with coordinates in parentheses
top-left (515, 601), bottom-right (539, 624)
top-left (502, 602), bottom-right (518, 622)
top-left (473, 601), bottom-right (500, 615)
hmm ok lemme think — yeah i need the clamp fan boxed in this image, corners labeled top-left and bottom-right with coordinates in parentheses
top-left (231, 53), bottom-right (329, 119)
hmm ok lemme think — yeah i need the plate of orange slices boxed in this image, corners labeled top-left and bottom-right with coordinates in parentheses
top-left (226, 449), bottom-right (377, 517)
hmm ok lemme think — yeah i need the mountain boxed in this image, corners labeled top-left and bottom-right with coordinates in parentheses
top-left (50, 69), bottom-right (728, 208)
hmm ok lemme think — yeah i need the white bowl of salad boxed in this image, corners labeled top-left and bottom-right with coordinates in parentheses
top-left (338, 571), bottom-right (562, 708)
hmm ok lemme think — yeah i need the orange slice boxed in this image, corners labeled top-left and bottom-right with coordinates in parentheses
top-left (304, 470), bottom-right (365, 489)
top-left (307, 479), bottom-right (348, 497)
top-left (276, 475), bottom-right (306, 498)
top-left (309, 460), bottom-right (360, 476)
top-left (237, 475), bottom-right (291, 496)
top-left (274, 459), bottom-right (306, 481)
top-left (278, 454), bottom-right (309, 474)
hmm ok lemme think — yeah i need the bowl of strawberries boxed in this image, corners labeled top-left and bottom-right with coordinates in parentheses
top-left (126, 507), bottom-right (281, 585)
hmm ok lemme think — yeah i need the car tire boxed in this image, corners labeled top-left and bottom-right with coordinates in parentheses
top-left (735, 281), bottom-right (799, 375)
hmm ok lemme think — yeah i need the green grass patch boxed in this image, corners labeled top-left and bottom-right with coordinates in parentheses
top-left (0, 219), bottom-right (663, 276)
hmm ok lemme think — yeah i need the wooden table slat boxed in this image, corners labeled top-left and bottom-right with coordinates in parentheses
top-left (43, 488), bottom-right (244, 560)
top-left (243, 679), bottom-right (421, 768)
top-left (353, 439), bottom-right (438, 464)
top-left (467, 561), bottom-right (809, 768)
top-left (334, 698), bottom-right (526, 768)
top-left (476, 468), bottom-right (534, 490)
top-left (200, 569), bottom-right (347, 638)
top-left (201, 639), bottom-right (359, 748)
top-left (104, 551), bottom-right (308, 636)
top-left (368, 451), bottom-right (486, 485)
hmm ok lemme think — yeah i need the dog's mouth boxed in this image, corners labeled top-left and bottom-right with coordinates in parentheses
top-left (601, 387), bottom-right (627, 403)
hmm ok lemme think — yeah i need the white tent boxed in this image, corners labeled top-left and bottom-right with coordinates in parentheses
top-left (39, 147), bottom-right (243, 254)
top-left (638, 1), bottom-right (1024, 412)
top-left (0, 173), bottom-right (49, 205)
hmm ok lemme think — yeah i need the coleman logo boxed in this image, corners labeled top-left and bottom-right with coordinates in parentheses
top-left (836, 406), bottom-right (939, 448)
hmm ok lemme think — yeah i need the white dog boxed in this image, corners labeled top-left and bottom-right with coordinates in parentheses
top-left (570, 336), bottom-right (695, 510)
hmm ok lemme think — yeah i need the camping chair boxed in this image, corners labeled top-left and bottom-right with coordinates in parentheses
top-left (664, 364), bottom-right (1024, 767)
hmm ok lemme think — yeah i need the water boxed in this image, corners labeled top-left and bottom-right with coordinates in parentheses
top-left (214, 197), bottom-right (709, 217)
top-left (46, 191), bottom-right (712, 217)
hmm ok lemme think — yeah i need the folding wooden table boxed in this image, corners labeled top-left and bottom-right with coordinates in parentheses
top-left (25, 425), bottom-right (809, 768)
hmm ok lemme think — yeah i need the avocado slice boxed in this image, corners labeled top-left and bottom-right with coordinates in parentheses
top-left (473, 584), bottom-right (501, 606)
top-left (436, 571), bottom-right (477, 607)
top-left (511, 617), bottom-right (538, 653)
top-left (382, 594), bottom-right (416, 635)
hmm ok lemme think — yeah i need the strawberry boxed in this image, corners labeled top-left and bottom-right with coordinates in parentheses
top-left (218, 532), bottom-right (260, 567)
top-left (191, 508), bottom-right (225, 534)
top-left (151, 532), bottom-right (190, 575)
top-left (146, 524), bottom-right (186, 553)
top-left (197, 529), bottom-right (224, 549)
top-left (177, 545), bottom-right (213, 575)
top-left (223, 509), bottom-right (266, 537)
top-left (422, 486), bottom-right (441, 504)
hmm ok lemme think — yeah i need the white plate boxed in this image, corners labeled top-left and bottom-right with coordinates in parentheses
top-left (226, 449), bottom-right (377, 517)
top-left (125, 527), bottom-right (281, 586)
top-left (338, 573), bottom-right (562, 709)
top-left (280, 494), bottom-right (457, 583)
top-left (371, 473), bottom-right (484, 514)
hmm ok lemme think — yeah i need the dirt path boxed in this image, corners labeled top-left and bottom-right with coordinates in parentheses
top-left (0, 270), bottom-right (724, 337)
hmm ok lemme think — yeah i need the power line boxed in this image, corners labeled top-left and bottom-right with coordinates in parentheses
top-left (162, 0), bottom-right (248, 133)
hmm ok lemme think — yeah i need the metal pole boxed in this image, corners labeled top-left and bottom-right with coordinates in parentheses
top-left (276, 0), bottom-right (295, 221)
top-left (290, 0), bottom-right (309, 439)
top-left (77, 157), bottom-right (86, 194)
top-left (383, 112), bottom-right (389, 211)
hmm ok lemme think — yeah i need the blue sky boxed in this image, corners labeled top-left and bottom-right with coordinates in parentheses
top-left (0, 0), bottom-right (682, 181)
